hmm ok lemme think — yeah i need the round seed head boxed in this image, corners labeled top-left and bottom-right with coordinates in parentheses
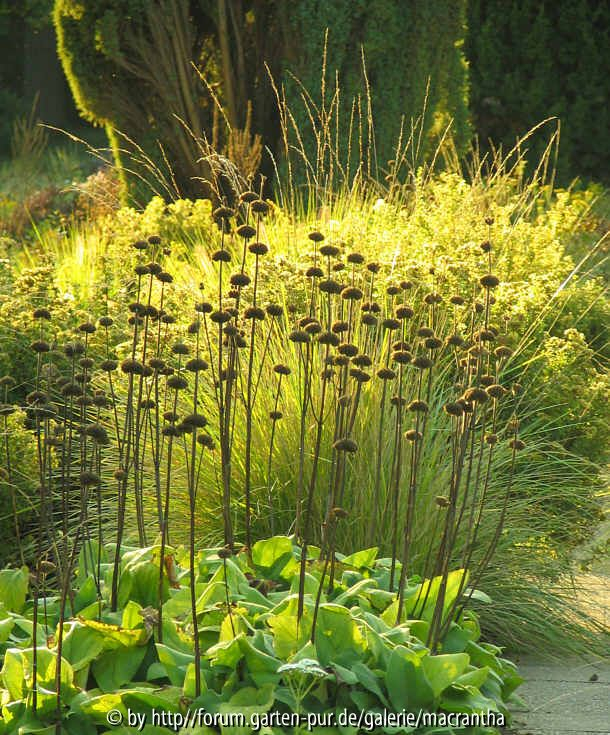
top-left (251, 199), bottom-right (269, 215)
top-left (386, 285), bottom-right (400, 296)
top-left (484, 433), bottom-right (499, 445)
top-left (392, 350), bottom-right (412, 364)
top-left (195, 301), bottom-right (213, 314)
top-left (139, 398), bottom-right (155, 409)
top-left (304, 321), bottom-right (321, 335)
top-left (446, 334), bottom-right (465, 347)
top-left (486, 383), bottom-right (506, 399)
top-left (132, 240), bottom-right (148, 251)
top-left (157, 271), bottom-right (174, 284)
top-left (172, 342), bottom-right (189, 355)
top-left (308, 231), bottom-right (325, 243)
top-left (396, 305), bottom-right (414, 319)
top-left (121, 359), bottom-right (144, 375)
top-left (333, 438), bottom-right (358, 453)
top-left (424, 337), bottom-right (443, 350)
top-left (391, 395), bottom-right (407, 407)
top-left (319, 278), bottom-right (343, 295)
top-left (361, 314), bottom-right (378, 326)
top-left (450, 295), bottom-right (465, 306)
top-left (424, 292), bottom-right (443, 305)
top-left (167, 375), bottom-right (188, 391)
top-left (347, 252), bottom-right (364, 264)
top-left (334, 354), bottom-right (350, 367)
top-left (413, 355), bottom-right (433, 369)
top-left (331, 507), bottom-right (349, 520)
top-left (30, 340), bottom-right (50, 353)
top-left (342, 286), bottom-right (363, 300)
top-left (33, 308), bottom-right (51, 320)
top-left (266, 304), bottom-right (283, 318)
top-left (320, 244), bottom-right (340, 257)
top-left (509, 438), bottom-right (526, 450)
top-left (382, 318), bottom-right (401, 330)
top-left (417, 326), bottom-right (434, 338)
top-left (148, 358), bottom-right (166, 371)
top-left (197, 434), bottom-right (215, 450)
top-left (85, 423), bottom-right (109, 444)
top-left (101, 359), bottom-right (118, 372)
top-left (350, 368), bottom-right (371, 383)
top-left (240, 191), bottom-right (258, 203)
top-left (213, 206), bottom-right (234, 221)
top-left (269, 410), bottom-right (283, 420)
top-left (273, 364), bottom-right (291, 376)
top-left (512, 382), bottom-right (523, 395)
top-left (0, 376), bottom-right (16, 388)
top-left (210, 310), bottom-right (232, 324)
top-left (80, 471), bottom-right (100, 486)
top-left (98, 316), bottom-right (114, 328)
top-left (408, 400), bottom-right (429, 413)
top-left (480, 374), bottom-right (495, 387)
top-left (289, 329), bottom-right (309, 344)
top-left (367, 261), bottom-right (380, 273)
top-left (249, 242), bottom-right (269, 256)
top-left (147, 261), bottom-right (163, 275)
top-left (148, 235), bottom-right (162, 246)
top-left (185, 358), bottom-right (209, 372)
top-left (244, 306), bottom-right (265, 320)
top-left (237, 224), bottom-right (256, 239)
top-left (494, 346), bottom-right (513, 359)
top-left (352, 354), bottom-right (372, 367)
top-left (114, 468), bottom-right (127, 481)
top-left (435, 496), bottom-right (449, 508)
top-left (474, 301), bottom-right (485, 314)
top-left (463, 387), bottom-right (489, 403)
top-left (377, 367), bottom-right (396, 380)
top-left (480, 240), bottom-right (492, 253)
top-left (444, 401), bottom-right (464, 417)
top-left (135, 264), bottom-right (151, 277)
top-left (162, 425), bottom-right (181, 437)
top-left (306, 266), bottom-right (324, 278)
top-left (338, 343), bottom-right (358, 357)
top-left (331, 320), bottom-right (349, 334)
top-left (182, 413), bottom-right (207, 429)
top-left (480, 273), bottom-right (500, 289)
top-left (404, 429), bottom-right (423, 442)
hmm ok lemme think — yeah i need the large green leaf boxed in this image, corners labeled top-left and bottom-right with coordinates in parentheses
top-left (251, 536), bottom-right (297, 581)
top-left (92, 644), bottom-right (148, 692)
top-left (385, 645), bottom-right (434, 711)
top-left (421, 653), bottom-right (470, 698)
top-left (0, 567), bottom-right (29, 614)
top-left (314, 604), bottom-right (365, 667)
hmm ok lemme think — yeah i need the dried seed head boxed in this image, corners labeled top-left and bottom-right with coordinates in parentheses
top-left (182, 413), bottom-right (208, 429)
top-left (249, 242), bottom-right (269, 256)
top-left (217, 545), bottom-right (233, 559)
top-left (162, 425), bottom-right (181, 437)
top-left (391, 395), bottom-right (407, 407)
top-left (333, 438), bottom-right (358, 453)
top-left (334, 354), bottom-right (350, 367)
top-left (413, 355), bottom-right (433, 369)
top-left (185, 358), bottom-right (209, 372)
top-left (210, 310), bottom-right (232, 324)
top-left (195, 301), bottom-right (213, 314)
top-left (198, 434), bottom-right (215, 450)
top-left (446, 334), bottom-right (465, 347)
top-left (139, 398), bottom-right (155, 409)
top-left (79, 357), bottom-right (94, 369)
top-left (212, 249), bottom-right (232, 263)
top-left (480, 374), bottom-right (495, 387)
top-left (395, 305), bottom-right (414, 320)
top-left (424, 292), bottom-right (443, 305)
top-left (480, 240), bottom-right (492, 253)
top-left (321, 368), bottom-right (334, 380)
top-left (333, 262), bottom-right (345, 272)
top-left (352, 354), bottom-right (372, 367)
top-left (157, 271), bottom-right (174, 284)
top-left (147, 261), bottom-right (162, 275)
top-left (435, 496), bottom-right (449, 508)
top-left (114, 468), bottom-right (127, 481)
top-left (424, 337), bottom-right (443, 350)
top-left (484, 433), bottom-right (499, 445)
top-left (274, 364), bottom-right (291, 376)
top-left (306, 266), bottom-right (324, 278)
top-left (244, 306), bottom-right (266, 320)
top-left (121, 359), bottom-right (144, 375)
top-left (486, 383), bottom-right (506, 399)
top-left (509, 438), bottom-right (525, 450)
top-left (382, 318), bottom-right (401, 330)
top-left (33, 308), bottom-right (51, 320)
top-left (304, 321), bottom-right (321, 335)
top-left (386, 285), bottom-right (400, 296)
top-left (331, 506), bottom-right (349, 520)
top-left (0, 404), bottom-right (16, 416)
top-left (0, 376), bottom-right (16, 388)
top-left (80, 471), bottom-right (100, 486)
top-left (417, 326), bottom-right (434, 338)
top-left (213, 206), bottom-right (234, 221)
top-left (26, 390), bottom-right (47, 405)
top-left (338, 343), bottom-right (358, 357)
top-left (367, 261), bottom-right (380, 273)
top-left (319, 278), bottom-right (343, 294)
top-left (251, 199), bottom-right (269, 215)
top-left (320, 244), bottom-right (340, 257)
top-left (134, 264), bottom-right (151, 277)
top-left (289, 329), bottom-right (309, 343)
top-left (101, 359), bottom-right (118, 372)
top-left (480, 273), bottom-right (500, 289)
top-left (132, 240), bottom-right (148, 250)
top-left (318, 331), bottom-right (340, 347)
top-left (98, 316), bottom-right (114, 328)
top-left (269, 410), bottom-right (283, 420)
top-left (477, 329), bottom-right (496, 342)
top-left (400, 280), bottom-right (413, 290)
top-left (474, 301), bottom-right (485, 314)
top-left (172, 342), bottom-right (189, 355)
top-left (362, 314), bottom-right (378, 327)
top-left (463, 387), bottom-right (489, 403)
top-left (148, 235), bottom-right (162, 245)
top-left (236, 224), bottom-right (256, 240)
top-left (347, 252), bottom-right (365, 265)
top-left (342, 286), bottom-right (363, 300)
top-left (404, 429), bottom-right (423, 442)
top-left (512, 382), bottom-right (523, 395)
top-left (377, 367), bottom-right (396, 380)
top-left (392, 350), bottom-right (412, 364)
top-left (408, 400), bottom-right (429, 413)
top-left (308, 231), bottom-right (325, 243)
top-left (85, 423), bottom-right (109, 444)
top-left (167, 375), bottom-right (188, 390)
top-left (450, 295), bottom-right (465, 306)
top-left (494, 346), bottom-right (513, 359)
top-left (444, 401), bottom-right (464, 417)
top-left (350, 368), bottom-right (371, 383)
top-left (331, 320), bottom-right (349, 334)
top-left (30, 340), bottom-right (50, 353)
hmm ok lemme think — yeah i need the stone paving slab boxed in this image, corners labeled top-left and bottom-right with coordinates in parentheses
top-left (509, 657), bottom-right (610, 735)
